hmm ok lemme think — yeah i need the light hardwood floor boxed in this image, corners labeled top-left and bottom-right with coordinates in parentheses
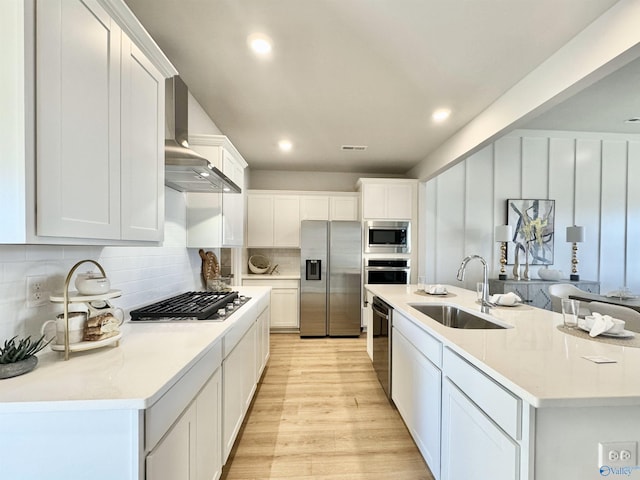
top-left (221, 333), bottom-right (435, 480)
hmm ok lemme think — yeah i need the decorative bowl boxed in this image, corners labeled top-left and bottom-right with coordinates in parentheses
top-left (248, 255), bottom-right (270, 274)
top-left (537, 267), bottom-right (563, 281)
top-left (75, 272), bottom-right (111, 295)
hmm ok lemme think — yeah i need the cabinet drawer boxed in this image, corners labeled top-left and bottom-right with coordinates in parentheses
top-left (394, 311), bottom-right (442, 368)
top-left (146, 340), bottom-right (222, 451)
top-left (443, 348), bottom-right (521, 440)
top-left (224, 302), bottom-right (258, 357)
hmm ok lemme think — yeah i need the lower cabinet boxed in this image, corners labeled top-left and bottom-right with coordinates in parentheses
top-left (242, 279), bottom-right (299, 331)
top-left (146, 368), bottom-right (222, 480)
top-left (441, 378), bottom-right (519, 480)
top-left (392, 317), bottom-right (441, 477)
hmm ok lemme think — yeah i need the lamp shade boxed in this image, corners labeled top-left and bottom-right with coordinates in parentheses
top-left (495, 225), bottom-right (512, 242)
top-left (566, 225), bottom-right (585, 243)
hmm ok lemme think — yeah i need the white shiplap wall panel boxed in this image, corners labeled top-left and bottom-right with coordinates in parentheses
top-left (574, 139), bottom-right (602, 283)
top-left (494, 136), bottom-right (522, 266)
top-left (626, 142), bottom-right (640, 292)
top-left (464, 145), bottom-right (495, 286)
top-left (548, 138), bottom-right (576, 274)
top-left (522, 137), bottom-right (549, 199)
top-left (600, 141), bottom-right (628, 292)
top-left (425, 179), bottom-right (437, 282)
top-left (435, 162), bottom-right (466, 284)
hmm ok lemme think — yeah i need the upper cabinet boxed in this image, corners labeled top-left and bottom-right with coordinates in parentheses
top-left (186, 135), bottom-right (247, 248)
top-left (1, 0), bottom-right (176, 244)
top-left (247, 191), bottom-right (359, 248)
top-left (357, 178), bottom-right (417, 220)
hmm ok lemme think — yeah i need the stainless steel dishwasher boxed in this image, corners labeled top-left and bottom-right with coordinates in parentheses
top-left (372, 296), bottom-right (392, 400)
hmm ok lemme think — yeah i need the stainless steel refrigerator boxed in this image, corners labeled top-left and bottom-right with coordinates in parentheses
top-left (300, 220), bottom-right (362, 337)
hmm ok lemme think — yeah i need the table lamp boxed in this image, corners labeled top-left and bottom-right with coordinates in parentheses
top-left (495, 225), bottom-right (512, 280)
top-left (566, 225), bottom-right (585, 281)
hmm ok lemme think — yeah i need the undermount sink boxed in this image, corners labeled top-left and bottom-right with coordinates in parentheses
top-left (409, 304), bottom-right (509, 330)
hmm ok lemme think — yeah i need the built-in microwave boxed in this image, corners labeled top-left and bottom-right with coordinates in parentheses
top-left (364, 221), bottom-right (410, 254)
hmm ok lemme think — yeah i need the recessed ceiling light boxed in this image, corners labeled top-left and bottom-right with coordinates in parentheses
top-left (248, 33), bottom-right (272, 56)
top-left (432, 108), bottom-right (451, 122)
top-left (278, 140), bottom-right (293, 152)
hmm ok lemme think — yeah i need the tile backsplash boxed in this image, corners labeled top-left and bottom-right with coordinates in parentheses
top-left (247, 249), bottom-right (301, 275)
top-left (0, 188), bottom-right (202, 341)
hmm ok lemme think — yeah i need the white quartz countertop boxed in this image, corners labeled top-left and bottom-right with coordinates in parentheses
top-left (367, 284), bottom-right (640, 408)
top-left (0, 286), bottom-right (270, 413)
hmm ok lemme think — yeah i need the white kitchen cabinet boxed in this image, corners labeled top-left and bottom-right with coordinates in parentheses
top-left (33, 0), bottom-right (172, 242)
top-left (146, 399), bottom-right (196, 480)
top-left (256, 307), bottom-right (271, 378)
top-left (247, 193), bottom-right (300, 247)
top-left (36, 0), bottom-right (122, 240)
top-left (299, 194), bottom-right (359, 221)
top-left (187, 135), bottom-right (247, 248)
top-left (147, 367), bottom-right (223, 480)
top-left (300, 196), bottom-right (330, 220)
top-left (242, 278), bottom-right (300, 331)
top-left (223, 319), bottom-right (257, 462)
top-left (357, 178), bottom-right (417, 220)
top-left (330, 195), bottom-right (359, 221)
top-left (120, 33), bottom-right (165, 241)
top-left (392, 314), bottom-right (442, 478)
top-left (441, 378), bottom-right (519, 480)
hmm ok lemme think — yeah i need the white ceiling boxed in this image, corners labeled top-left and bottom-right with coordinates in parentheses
top-left (125, 0), bottom-right (619, 174)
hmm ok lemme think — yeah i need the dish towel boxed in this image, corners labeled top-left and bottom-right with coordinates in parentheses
top-left (489, 292), bottom-right (521, 306)
top-left (588, 312), bottom-right (615, 337)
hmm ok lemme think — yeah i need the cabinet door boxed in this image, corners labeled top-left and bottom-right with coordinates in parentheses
top-left (36, 0), bottom-right (121, 239)
top-left (330, 196), bottom-right (359, 221)
top-left (121, 33), bottom-right (164, 241)
top-left (273, 196), bottom-right (300, 247)
top-left (270, 288), bottom-right (299, 329)
top-left (300, 196), bottom-right (330, 220)
top-left (392, 328), bottom-right (441, 477)
top-left (256, 308), bottom-right (270, 378)
top-left (247, 195), bottom-right (274, 247)
top-left (386, 184), bottom-right (413, 219)
top-left (196, 369), bottom-right (222, 480)
top-left (221, 149), bottom-right (244, 246)
top-left (441, 378), bottom-right (519, 480)
top-left (362, 184), bottom-right (387, 219)
top-left (147, 402), bottom-right (196, 480)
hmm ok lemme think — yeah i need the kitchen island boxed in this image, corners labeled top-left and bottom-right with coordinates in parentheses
top-left (0, 286), bottom-right (270, 480)
top-left (367, 284), bottom-right (640, 480)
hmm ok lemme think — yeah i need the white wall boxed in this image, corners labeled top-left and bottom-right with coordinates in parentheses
top-left (249, 169), bottom-right (405, 191)
top-left (423, 129), bottom-right (640, 294)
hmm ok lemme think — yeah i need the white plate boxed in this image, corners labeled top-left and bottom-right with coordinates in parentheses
top-left (425, 291), bottom-right (448, 296)
top-left (50, 332), bottom-right (122, 352)
top-left (495, 301), bottom-right (523, 307)
top-left (577, 324), bottom-right (635, 338)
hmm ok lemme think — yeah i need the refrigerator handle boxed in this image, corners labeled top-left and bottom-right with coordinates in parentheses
top-left (306, 259), bottom-right (321, 280)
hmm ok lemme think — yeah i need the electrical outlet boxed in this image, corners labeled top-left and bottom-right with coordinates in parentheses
top-left (599, 442), bottom-right (638, 467)
top-left (26, 275), bottom-right (49, 308)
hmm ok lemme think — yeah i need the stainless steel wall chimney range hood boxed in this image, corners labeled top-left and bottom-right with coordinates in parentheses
top-left (165, 76), bottom-right (241, 193)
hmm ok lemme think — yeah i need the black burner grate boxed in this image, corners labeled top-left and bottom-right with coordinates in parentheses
top-left (130, 291), bottom-right (239, 320)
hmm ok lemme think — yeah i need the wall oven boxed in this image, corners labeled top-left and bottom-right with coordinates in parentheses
top-left (365, 258), bottom-right (410, 285)
top-left (372, 296), bottom-right (392, 399)
top-left (364, 221), bottom-right (410, 254)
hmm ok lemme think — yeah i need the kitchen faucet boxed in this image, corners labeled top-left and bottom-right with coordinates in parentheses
top-left (457, 255), bottom-right (491, 313)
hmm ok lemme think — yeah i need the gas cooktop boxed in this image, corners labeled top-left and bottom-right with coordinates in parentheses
top-left (129, 291), bottom-right (247, 322)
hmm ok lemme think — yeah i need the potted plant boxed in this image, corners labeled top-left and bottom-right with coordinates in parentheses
top-left (0, 335), bottom-right (51, 379)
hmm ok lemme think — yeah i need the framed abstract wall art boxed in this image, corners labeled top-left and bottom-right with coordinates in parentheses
top-left (507, 199), bottom-right (555, 265)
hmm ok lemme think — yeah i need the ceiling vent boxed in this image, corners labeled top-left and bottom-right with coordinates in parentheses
top-left (624, 117), bottom-right (640, 123)
top-left (341, 145), bottom-right (368, 151)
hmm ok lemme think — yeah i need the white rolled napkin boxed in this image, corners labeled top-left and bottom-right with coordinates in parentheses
top-left (426, 284), bottom-right (447, 295)
top-left (588, 312), bottom-right (614, 337)
top-left (489, 292), bottom-right (521, 306)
